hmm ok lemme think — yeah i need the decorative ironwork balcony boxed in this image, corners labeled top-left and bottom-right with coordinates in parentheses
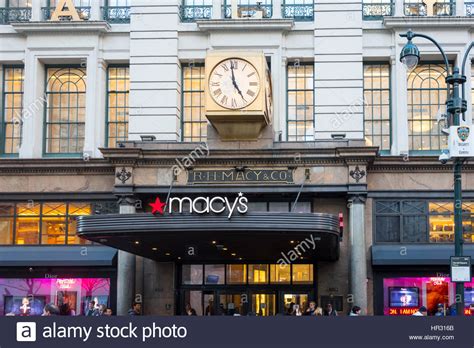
top-left (282, 4), bottom-right (313, 21)
top-left (404, 2), bottom-right (427, 16)
top-left (363, 3), bottom-right (393, 20)
top-left (0, 7), bottom-right (31, 24)
top-left (102, 6), bottom-right (130, 23)
top-left (224, 4), bottom-right (273, 18)
top-left (42, 6), bottom-right (91, 21)
top-left (433, 2), bottom-right (454, 15)
top-left (180, 5), bottom-right (212, 22)
top-left (467, 2), bottom-right (474, 15)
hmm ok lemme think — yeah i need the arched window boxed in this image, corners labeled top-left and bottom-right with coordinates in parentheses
top-left (45, 67), bottom-right (86, 155)
top-left (407, 63), bottom-right (448, 152)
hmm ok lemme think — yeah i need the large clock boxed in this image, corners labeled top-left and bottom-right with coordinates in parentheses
top-left (208, 58), bottom-right (261, 110)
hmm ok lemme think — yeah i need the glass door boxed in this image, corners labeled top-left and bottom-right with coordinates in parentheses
top-left (251, 292), bottom-right (276, 316)
top-left (282, 292), bottom-right (309, 315)
top-left (218, 291), bottom-right (248, 316)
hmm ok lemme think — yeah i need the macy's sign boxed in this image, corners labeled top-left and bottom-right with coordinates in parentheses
top-left (149, 193), bottom-right (248, 219)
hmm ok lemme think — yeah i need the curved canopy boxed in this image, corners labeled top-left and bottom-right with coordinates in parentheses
top-left (77, 212), bottom-right (342, 262)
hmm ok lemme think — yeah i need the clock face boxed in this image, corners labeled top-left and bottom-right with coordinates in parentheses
top-left (209, 58), bottom-right (261, 110)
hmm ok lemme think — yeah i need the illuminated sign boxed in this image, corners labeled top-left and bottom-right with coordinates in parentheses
top-left (150, 193), bottom-right (248, 219)
top-left (429, 277), bottom-right (446, 286)
top-left (51, 0), bottom-right (81, 21)
top-left (388, 308), bottom-right (418, 316)
top-left (56, 279), bottom-right (76, 289)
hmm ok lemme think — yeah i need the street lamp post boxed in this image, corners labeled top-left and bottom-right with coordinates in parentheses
top-left (400, 30), bottom-right (472, 316)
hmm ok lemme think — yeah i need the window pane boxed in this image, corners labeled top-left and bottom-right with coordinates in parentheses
top-left (226, 264), bottom-right (247, 284)
top-left (41, 217), bottom-right (66, 245)
top-left (45, 68), bottom-right (86, 154)
top-left (407, 63), bottom-right (449, 151)
top-left (364, 63), bottom-right (391, 151)
top-left (0, 218), bottom-right (14, 244)
top-left (182, 64), bottom-right (206, 142)
top-left (182, 265), bottom-right (203, 285)
top-left (292, 264), bottom-right (313, 284)
top-left (204, 264), bottom-right (224, 284)
top-left (0, 204), bottom-right (14, 216)
top-left (107, 66), bottom-right (129, 148)
top-left (2, 67), bottom-right (24, 154)
top-left (287, 63), bottom-right (314, 141)
top-left (15, 218), bottom-right (40, 244)
top-left (248, 264), bottom-right (268, 284)
top-left (270, 264), bottom-right (290, 284)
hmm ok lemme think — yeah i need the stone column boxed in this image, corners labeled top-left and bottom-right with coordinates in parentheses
top-left (31, 0), bottom-right (42, 21)
top-left (394, 0), bottom-right (404, 16)
top-left (391, 51), bottom-right (409, 156)
top-left (143, 260), bottom-right (176, 315)
top-left (90, 0), bottom-right (101, 21)
top-left (348, 194), bottom-right (368, 315)
top-left (456, 0), bottom-right (465, 16)
top-left (116, 197), bottom-right (137, 315)
top-left (273, 0), bottom-right (282, 19)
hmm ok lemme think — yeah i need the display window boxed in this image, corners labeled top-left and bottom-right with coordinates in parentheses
top-left (383, 277), bottom-right (474, 316)
top-left (0, 278), bottom-right (110, 316)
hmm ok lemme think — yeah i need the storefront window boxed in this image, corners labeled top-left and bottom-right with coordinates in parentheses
top-left (204, 265), bottom-right (224, 285)
top-left (383, 277), bottom-right (474, 316)
top-left (292, 264), bottom-right (313, 284)
top-left (0, 202), bottom-right (114, 245)
top-left (226, 265), bottom-right (247, 284)
top-left (0, 278), bottom-right (110, 316)
top-left (270, 264), bottom-right (291, 283)
top-left (248, 264), bottom-right (268, 284)
top-left (182, 265), bottom-right (203, 285)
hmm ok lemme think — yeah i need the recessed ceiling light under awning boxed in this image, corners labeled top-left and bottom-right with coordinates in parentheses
top-left (77, 213), bottom-right (342, 262)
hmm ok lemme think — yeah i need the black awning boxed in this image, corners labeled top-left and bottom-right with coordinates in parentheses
top-left (372, 244), bottom-right (474, 266)
top-left (77, 212), bottom-right (341, 262)
top-left (0, 246), bottom-right (117, 267)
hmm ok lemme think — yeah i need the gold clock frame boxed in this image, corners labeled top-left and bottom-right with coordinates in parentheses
top-left (205, 51), bottom-right (272, 141)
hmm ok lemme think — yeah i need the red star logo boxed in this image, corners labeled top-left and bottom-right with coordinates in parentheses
top-left (149, 197), bottom-right (166, 215)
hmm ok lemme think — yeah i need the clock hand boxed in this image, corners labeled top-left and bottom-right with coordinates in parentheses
top-left (230, 62), bottom-right (247, 101)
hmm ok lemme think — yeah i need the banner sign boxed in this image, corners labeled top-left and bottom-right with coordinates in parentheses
top-left (451, 256), bottom-right (472, 283)
top-left (188, 169), bottom-right (294, 185)
top-left (448, 125), bottom-right (474, 158)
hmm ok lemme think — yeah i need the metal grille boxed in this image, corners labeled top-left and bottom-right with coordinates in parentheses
top-left (45, 67), bottom-right (86, 155)
top-left (2, 67), bottom-right (24, 155)
top-left (102, 0), bottom-right (130, 23)
top-left (362, 0), bottom-right (393, 20)
top-left (287, 62), bottom-right (314, 141)
top-left (407, 63), bottom-right (449, 152)
top-left (182, 64), bottom-right (207, 142)
top-left (106, 66), bottom-right (129, 148)
top-left (364, 63), bottom-right (391, 151)
top-left (282, 0), bottom-right (314, 21)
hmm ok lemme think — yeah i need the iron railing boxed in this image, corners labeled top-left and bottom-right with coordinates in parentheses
top-left (433, 2), bottom-right (454, 15)
top-left (404, 2), bottom-right (427, 16)
top-left (180, 5), bottom-right (212, 22)
top-left (363, 2), bottom-right (393, 19)
top-left (223, 4), bottom-right (273, 18)
top-left (102, 6), bottom-right (130, 23)
top-left (281, 3), bottom-right (313, 21)
top-left (0, 7), bottom-right (31, 24)
top-left (42, 6), bottom-right (91, 20)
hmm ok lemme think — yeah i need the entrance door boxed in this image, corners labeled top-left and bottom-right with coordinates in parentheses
top-left (218, 292), bottom-right (248, 316)
top-left (251, 293), bottom-right (276, 316)
top-left (282, 293), bottom-right (309, 315)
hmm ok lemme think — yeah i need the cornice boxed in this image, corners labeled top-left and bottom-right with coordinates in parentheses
top-left (11, 21), bottom-right (111, 34)
top-left (369, 156), bottom-right (474, 172)
top-left (0, 159), bottom-right (114, 175)
top-left (196, 18), bottom-right (294, 31)
top-left (383, 16), bottom-right (474, 29)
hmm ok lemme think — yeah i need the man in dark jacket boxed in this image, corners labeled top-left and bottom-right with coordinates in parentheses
top-left (128, 302), bottom-right (141, 316)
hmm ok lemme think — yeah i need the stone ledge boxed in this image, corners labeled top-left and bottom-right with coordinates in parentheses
top-left (383, 16), bottom-right (474, 28)
top-left (196, 18), bottom-right (294, 31)
top-left (11, 20), bottom-right (111, 34)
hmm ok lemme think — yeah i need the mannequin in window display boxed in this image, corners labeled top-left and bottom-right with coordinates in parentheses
top-left (19, 297), bottom-right (31, 316)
